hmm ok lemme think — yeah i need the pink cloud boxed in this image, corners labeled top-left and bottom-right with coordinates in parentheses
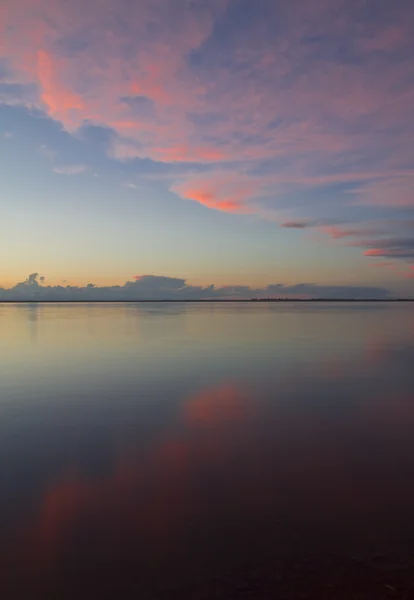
top-left (151, 145), bottom-right (226, 164)
top-left (364, 249), bottom-right (389, 257)
top-left (1, 0), bottom-right (227, 158)
top-left (364, 248), bottom-right (413, 258)
top-left (172, 175), bottom-right (259, 214)
top-left (1, 0), bottom-right (414, 241)
top-left (36, 50), bottom-right (85, 127)
top-left (1, 0), bottom-right (411, 171)
top-left (194, 195), bottom-right (249, 213)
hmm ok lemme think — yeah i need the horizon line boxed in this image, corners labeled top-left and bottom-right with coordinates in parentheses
top-left (0, 299), bottom-right (413, 304)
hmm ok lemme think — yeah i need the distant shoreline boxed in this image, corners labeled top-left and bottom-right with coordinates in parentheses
top-left (0, 299), bottom-right (413, 304)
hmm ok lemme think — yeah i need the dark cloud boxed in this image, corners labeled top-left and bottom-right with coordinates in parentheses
top-left (0, 274), bottom-right (392, 301)
top-left (281, 221), bottom-right (310, 229)
top-left (360, 238), bottom-right (414, 250)
top-left (120, 95), bottom-right (156, 119)
top-left (355, 237), bottom-right (414, 260)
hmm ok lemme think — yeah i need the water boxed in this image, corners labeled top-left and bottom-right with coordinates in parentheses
top-left (1, 302), bottom-right (414, 598)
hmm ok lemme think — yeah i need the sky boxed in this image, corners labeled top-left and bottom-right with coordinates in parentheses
top-left (1, 0), bottom-right (414, 298)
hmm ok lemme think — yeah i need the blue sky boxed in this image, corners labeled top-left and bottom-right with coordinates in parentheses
top-left (1, 0), bottom-right (414, 296)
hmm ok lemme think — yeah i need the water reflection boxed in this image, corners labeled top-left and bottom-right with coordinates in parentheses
top-left (1, 302), bottom-right (414, 598)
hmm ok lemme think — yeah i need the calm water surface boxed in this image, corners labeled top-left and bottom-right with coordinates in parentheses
top-left (1, 302), bottom-right (414, 599)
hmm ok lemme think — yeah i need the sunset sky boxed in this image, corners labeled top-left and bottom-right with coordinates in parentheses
top-left (1, 0), bottom-right (413, 296)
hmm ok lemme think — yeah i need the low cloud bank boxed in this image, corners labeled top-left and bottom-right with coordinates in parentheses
top-left (0, 274), bottom-right (393, 301)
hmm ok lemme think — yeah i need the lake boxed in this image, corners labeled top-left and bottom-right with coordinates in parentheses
top-left (1, 302), bottom-right (414, 599)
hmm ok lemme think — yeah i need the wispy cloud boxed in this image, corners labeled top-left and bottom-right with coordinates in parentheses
top-left (53, 164), bottom-right (88, 175)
